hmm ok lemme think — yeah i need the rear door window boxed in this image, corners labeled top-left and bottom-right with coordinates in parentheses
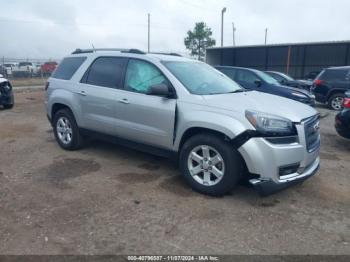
top-left (52, 57), bottom-right (86, 80)
top-left (84, 57), bottom-right (127, 88)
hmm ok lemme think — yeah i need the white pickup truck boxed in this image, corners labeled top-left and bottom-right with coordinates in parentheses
top-left (12, 62), bottom-right (40, 77)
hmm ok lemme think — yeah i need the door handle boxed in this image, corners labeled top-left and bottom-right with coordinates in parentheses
top-left (77, 90), bottom-right (87, 96)
top-left (118, 98), bottom-right (130, 104)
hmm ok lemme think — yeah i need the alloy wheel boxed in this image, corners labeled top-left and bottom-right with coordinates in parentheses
top-left (187, 145), bottom-right (225, 186)
top-left (331, 96), bottom-right (344, 110)
top-left (56, 116), bottom-right (73, 145)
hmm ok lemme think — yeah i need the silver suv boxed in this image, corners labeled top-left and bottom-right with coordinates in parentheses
top-left (46, 48), bottom-right (320, 196)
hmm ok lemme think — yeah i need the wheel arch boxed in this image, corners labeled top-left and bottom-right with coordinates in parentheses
top-left (327, 89), bottom-right (346, 102)
top-left (48, 88), bottom-right (82, 126)
top-left (176, 126), bottom-right (250, 175)
top-left (51, 103), bottom-right (72, 119)
top-left (178, 127), bottom-right (230, 151)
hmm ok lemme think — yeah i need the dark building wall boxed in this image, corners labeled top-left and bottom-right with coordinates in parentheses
top-left (206, 41), bottom-right (350, 79)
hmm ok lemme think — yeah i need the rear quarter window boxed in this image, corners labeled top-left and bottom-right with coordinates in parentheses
top-left (52, 57), bottom-right (86, 80)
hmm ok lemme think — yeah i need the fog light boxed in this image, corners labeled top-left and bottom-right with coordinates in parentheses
top-left (279, 163), bottom-right (300, 178)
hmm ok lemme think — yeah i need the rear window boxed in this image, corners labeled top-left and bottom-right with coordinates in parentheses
top-left (52, 57), bottom-right (86, 80)
top-left (319, 69), bottom-right (349, 81)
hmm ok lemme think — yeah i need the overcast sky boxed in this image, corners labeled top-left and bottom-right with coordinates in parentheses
top-left (1, 0), bottom-right (350, 59)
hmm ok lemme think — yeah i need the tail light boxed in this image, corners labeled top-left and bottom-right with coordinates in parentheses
top-left (45, 82), bottom-right (50, 91)
top-left (313, 79), bottom-right (323, 86)
top-left (343, 98), bottom-right (350, 108)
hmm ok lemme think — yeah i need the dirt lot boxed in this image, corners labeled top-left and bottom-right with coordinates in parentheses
top-left (0, 90), bottom-right (349, 255)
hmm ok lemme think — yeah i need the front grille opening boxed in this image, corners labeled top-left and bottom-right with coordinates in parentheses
top-left (304, 115), bottom-right (321, 152)
top-left (279, 163), bottom-right (300, 178)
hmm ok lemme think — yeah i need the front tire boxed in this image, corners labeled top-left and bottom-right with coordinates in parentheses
top-left (179, 133), bottom-right (242, 196)
top-left (328, 93), bottom-right (345, 110)
top-left (53, 108), bottom-right (84, 150)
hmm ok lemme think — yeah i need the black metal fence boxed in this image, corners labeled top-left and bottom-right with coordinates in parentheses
top-left (206, 41), bottom-right (350, 79)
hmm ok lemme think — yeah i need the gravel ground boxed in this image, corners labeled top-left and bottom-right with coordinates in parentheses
top-left (0, 90), bottom-right (349, 255)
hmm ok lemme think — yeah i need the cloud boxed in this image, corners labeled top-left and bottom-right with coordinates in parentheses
top-left (0, 0), bottom-right (349, 60)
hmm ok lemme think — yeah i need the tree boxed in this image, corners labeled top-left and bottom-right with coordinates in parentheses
top-left (184, 22), bottom-right (216, 61)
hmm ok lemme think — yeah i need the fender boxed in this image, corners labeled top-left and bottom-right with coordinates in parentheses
top-left (173, 110), bottom-right (249, 151)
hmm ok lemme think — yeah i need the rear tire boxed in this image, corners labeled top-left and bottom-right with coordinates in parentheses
top-left (179, 133), bottom-right (242, 196)
top-left (53, 108), bottom-right (84, 150)
top-left (328, 93), bottom-right (345, 110)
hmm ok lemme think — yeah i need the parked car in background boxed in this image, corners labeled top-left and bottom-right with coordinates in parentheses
top-left (41, 61), bottom-right (58, 76)
top-left (12, 62), bottom-right (39, 77)
top-left (215, 66), bottom-right (315, 106)
top-left (0, 65), bottom-right (7, 77)
top-left (335, 91), bottom-right (350, 139)
top-left (46, 48), bottom-right (320, 196)
top-left (3, 63), bottom-right (17, 76)
top-left (0, 74), bottom-right (14, 109)
top-left (311, 66), bottom-right (350, 110)
top-left (304, 71), bottom-right (321, 80)
top-left (265, 71), bottom-right (312, 91)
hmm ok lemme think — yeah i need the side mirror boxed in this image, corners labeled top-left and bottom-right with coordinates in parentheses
top-left (147, 83), bottom-right (173, 97)
top-left (254, 79), bottom-right (262, 87)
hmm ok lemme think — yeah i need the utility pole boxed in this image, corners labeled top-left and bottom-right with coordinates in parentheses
top-left (221, 7), bottom-right (226, 47)
top-left (232, 22), bottom-right (236, 46)
top-left (147, 13), bottom-right (150, 53)
top-left (264, 28), bottom-right (268, 45)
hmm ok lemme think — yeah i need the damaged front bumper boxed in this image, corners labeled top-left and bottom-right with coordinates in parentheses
top-left (249, 157), bottom-right (319, 196)
top-left (0, 81), bottom-right (14, 106)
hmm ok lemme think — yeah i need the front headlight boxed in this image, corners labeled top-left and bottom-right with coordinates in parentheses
top-left (245, 110), bottom-right (295, 136)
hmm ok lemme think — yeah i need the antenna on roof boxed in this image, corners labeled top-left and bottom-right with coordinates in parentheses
top-left (91, 44), bottom-right (96, 52)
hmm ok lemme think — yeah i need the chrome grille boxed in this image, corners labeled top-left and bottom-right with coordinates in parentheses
top-left (304, 115), bottom-right (320, 152)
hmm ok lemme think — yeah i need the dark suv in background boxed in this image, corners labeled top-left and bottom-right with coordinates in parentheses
top-left (335, 91), bottom-right (350, 139)
top-left (311, 66), bottom-right (350, 110)
top-left (215, 66), bottom-right (315, 106)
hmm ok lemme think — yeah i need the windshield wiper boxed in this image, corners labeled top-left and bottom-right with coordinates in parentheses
top-left (206, 89), bottom-right (249, 95)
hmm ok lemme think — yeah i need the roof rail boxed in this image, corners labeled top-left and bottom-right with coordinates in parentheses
top-left (71, 48), bottom-right (146, 55)
top-left (149, 52), bottom-right (182, 57)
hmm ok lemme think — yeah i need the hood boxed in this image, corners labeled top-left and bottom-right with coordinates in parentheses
top-left (201, 91), bottom-right (317, 122)
top-left (0, 77), bottom-right (9, 84)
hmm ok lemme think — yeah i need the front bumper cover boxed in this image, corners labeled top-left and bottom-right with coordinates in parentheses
top-left (249, 157), bottom-right (319, 196)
